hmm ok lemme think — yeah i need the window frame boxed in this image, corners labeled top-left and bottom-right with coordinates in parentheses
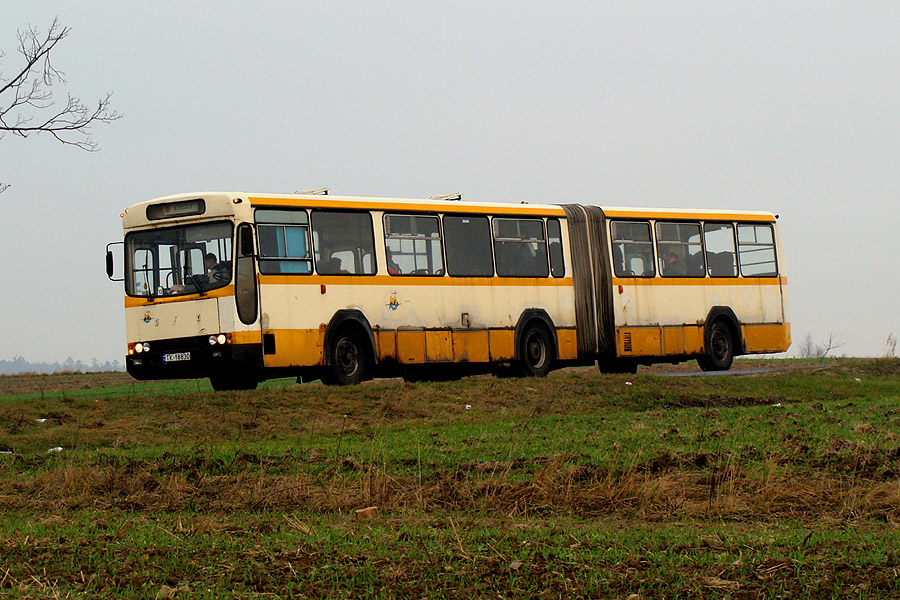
top-left (382, 212), bottom-right (446, 277)
top-left (442, 213), bottom-right (495, 278)
top-left (547, 218), bottom-right (565, 278)
top-left (736, 222), bottom-right (779, 278)
top-left (702, 221), bottom-right (739, 278)
top-left (654, 220), bottom-right (706, 278)
top-left (255, 208), bottom-right (313, 275)
top-left (610, 219), bottom-right (656, 278)
top-left (491, 216), bottom-right (550, 278)
top-left (311, 209), bottom-right (378, 276)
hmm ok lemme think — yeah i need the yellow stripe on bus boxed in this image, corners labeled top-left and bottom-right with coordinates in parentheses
top-left (124, 286), bottom-right (235, 308)
top-left (603, 208), bottom-right (776, 222)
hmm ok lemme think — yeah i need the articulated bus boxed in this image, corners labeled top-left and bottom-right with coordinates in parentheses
top-left (107, 191), bottom-right (790, 390)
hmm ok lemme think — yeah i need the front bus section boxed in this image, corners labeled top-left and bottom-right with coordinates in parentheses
top-left (119, 194), bottom-right (264, 390)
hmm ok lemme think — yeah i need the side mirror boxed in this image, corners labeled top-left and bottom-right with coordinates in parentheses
top-left (106, 242), bottom-right (124, 282)
top-left (239, 223), bottom-right (255, 257)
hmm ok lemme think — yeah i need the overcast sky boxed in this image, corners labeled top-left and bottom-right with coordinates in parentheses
top-left (2, 2), bottom-right (898, 363)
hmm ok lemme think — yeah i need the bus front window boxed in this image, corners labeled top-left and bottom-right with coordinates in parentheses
top-left (125, 222), bottom-right (234, 297)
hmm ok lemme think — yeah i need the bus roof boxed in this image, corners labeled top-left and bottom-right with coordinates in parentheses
top-left (122, 191), bottom-right (777, 229)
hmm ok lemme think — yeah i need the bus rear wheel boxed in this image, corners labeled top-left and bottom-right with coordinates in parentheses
top-left (518, 323), bottom-right (554, 377)
top-left (321, 329), bottom-right (372, 386)
top-left (698, 320), bottom-right (734, 371)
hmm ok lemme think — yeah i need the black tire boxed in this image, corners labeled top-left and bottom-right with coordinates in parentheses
top-left (518, 323), bottom-right (555, 377)
top-left (698, 320), bottom-right (734, 371)
top-left (210, 370), bottom-right (258, 391)
top-left (322, 328), bottom-right (372, 386)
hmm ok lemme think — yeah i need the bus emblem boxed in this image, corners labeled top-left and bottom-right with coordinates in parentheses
top-left (385, 291), bottom-right (400, 311)
top-left (143, 312), bottom-right (152, 323)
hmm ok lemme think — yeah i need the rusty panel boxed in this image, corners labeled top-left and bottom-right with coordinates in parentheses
top-left (425, 330), bottom-right (453, 362)
top-left (397, 330), bottom-right (425, 364)
top-left (452, 330), bottom-right (490, 363)
top-left (662, 326), bottom-right (685, 355)
top-left (489, 329), bottom-right (516, 361)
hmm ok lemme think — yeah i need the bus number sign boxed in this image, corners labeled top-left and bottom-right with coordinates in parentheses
top-left (146, 199), bottom-right (206, 221)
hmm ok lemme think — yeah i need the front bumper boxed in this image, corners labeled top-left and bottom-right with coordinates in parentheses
top-left (126, 335), bottom-right (262, 380)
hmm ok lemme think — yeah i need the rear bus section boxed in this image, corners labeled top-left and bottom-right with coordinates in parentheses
top-left (602, 209), bottom-right (790, 370)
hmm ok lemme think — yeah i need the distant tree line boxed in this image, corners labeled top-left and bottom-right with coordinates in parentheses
top-left (0, 355), bottom-right (123, 375)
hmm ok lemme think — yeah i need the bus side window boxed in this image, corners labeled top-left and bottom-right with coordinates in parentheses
top-left (703, 222), bottom-right (737, 277)
top-left (255, 209), bottom-right (312, 275)
top-left (383, 214), bottom-right (444, 276)
top-left (610, 221), bottom-right (654, 277)
top-left (547, 218), bottom-right (565, 278)
top-left (312, 211), bottom-right (376, 275)
top-left (656, 221), bottom-right (704, 277)
top-left (443, 215), bottom-right (493, 277)
top-left (737, 223), bottom-right (777, 277)
top-left (493, 218), bottom-right (549, 277)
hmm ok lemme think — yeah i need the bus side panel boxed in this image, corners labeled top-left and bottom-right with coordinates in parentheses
top-left (488, 329), bottom-right (516, 361)
top-left (613, 279), bottom-right (788, 357)
top-left (556, 328), bottom-right (578, 360)
top-left (254, 277), bottom-right (575, 368)
top-left (742, 323), bottom-right (791, 354)
top-left (452, 330), bottom-right (491, 363)
top-left (397, 329), bottom-right (425, 363)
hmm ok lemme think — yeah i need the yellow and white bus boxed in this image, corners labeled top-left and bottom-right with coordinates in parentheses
top-left (107, 191), bottom-right (790, 390)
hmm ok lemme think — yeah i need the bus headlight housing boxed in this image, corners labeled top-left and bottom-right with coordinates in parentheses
top-left (208, 334), bottom-right (229, 346)
top-left (134, 342), bottom-right (149, 353)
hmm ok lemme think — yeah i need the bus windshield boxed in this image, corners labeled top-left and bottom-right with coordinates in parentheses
top-left (125, 221), bottom-right (233, 297)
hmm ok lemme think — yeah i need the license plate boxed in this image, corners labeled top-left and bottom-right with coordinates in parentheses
top-left (163, 352), bottom-right (191, 363)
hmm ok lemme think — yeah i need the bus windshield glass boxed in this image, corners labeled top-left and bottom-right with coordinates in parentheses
top-left (125, 221), bottom-right (233, 297)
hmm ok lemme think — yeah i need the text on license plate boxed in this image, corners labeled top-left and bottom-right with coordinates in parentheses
top-left (163, 352), bottom-right (191, 363)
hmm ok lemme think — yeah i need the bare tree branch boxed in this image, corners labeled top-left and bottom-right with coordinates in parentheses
top-left (0, 17), bottom-right (120, 190)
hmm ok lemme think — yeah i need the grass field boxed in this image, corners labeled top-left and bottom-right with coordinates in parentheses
top-left (1, 358), bottom-right (899, 598)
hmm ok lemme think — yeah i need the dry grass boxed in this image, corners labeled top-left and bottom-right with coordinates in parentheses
top-left (2, 360), bottom-right (900, 598)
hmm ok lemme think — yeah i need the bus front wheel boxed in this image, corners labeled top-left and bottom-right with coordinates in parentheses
top-left (322, 329), bottom-right (372, 386)
top-left (698, 320), bottom-right (734, 372)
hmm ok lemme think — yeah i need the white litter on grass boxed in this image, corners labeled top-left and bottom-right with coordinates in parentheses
top-left (772, 403), bottom-right (782, 407)
top-left (465, 404), bottom-right (471, 410)
top-left (625, 382), bottom-right (633, 385)
top-left (47, 447), bottom-right (63, 453)
top-left (0, 450), bottom-right (13, 455)
top-left (854, 378), bottom-right (861, 382)
top-left (36, 418), bottom-right (47, 423)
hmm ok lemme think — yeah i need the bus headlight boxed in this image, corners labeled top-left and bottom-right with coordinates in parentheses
top-left (208, 334), bottom-right (229, 346)
top-left (135, 342), bottom-right (149, 353)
